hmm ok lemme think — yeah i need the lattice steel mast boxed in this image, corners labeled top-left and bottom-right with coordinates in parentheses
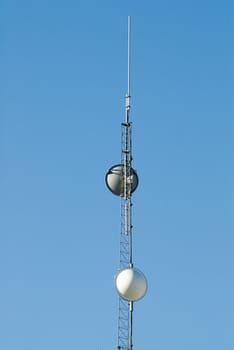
top-left (118, 16), bottom-right (133, 350)
top-left (105, 16), bottom-right (147, 350)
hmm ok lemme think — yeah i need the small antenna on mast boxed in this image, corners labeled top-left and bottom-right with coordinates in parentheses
top-left (127, 15), bottom-right (131, 98)
top-left (126, 15), bottom-right (131, 123)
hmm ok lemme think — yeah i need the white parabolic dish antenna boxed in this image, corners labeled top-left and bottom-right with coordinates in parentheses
top-left (115, 268), bottom-right (148, 302)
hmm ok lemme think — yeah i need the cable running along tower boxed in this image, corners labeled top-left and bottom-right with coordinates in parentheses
top-left (105, 17), bottom-right (147, 350)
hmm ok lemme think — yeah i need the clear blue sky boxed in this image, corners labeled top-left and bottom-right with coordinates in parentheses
top-left (0, 0), bottom-right (232, 349)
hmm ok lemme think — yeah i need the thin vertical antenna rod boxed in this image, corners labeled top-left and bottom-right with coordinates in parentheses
top-left (127, 15), bottom-right (131, 98)
top-left (126, 16), bottom-right (131, 124)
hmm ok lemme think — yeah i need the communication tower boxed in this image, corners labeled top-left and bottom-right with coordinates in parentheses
top-left (105, 17), bottom-right (147, 350)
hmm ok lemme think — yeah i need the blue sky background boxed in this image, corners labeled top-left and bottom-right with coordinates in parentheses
top-left (0, 0), bottom-right (232, 349)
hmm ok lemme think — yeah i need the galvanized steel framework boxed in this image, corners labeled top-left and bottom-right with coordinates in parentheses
top-left (117, 16), bottom-right (134, 350)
